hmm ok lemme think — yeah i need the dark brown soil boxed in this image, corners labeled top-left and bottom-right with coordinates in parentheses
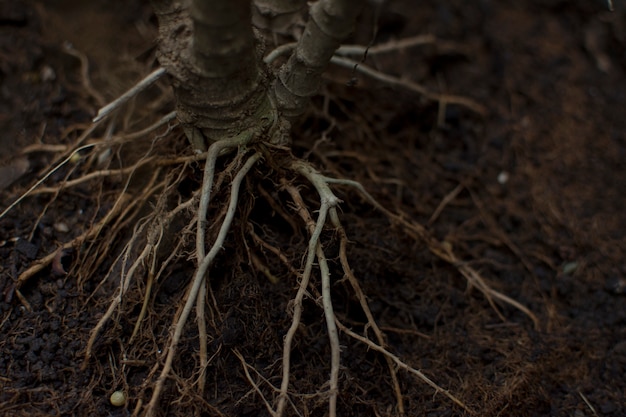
top-left (1, 0), bottom-right (625, 416)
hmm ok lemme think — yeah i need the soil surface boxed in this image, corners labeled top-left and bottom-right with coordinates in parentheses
top-left (1, 0), bottom-right (625, 416)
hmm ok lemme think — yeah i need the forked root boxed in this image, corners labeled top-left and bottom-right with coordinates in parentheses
top-left (273, 161), bottom-right (471, 417)
top-left (277, 169), bottom-right (340, 417)
top-left (142, 150), bottom-right (260, 417)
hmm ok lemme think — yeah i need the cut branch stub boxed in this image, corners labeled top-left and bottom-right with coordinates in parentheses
top-left (275, 0), bottom-right (363, 118)
top-left (152, 0), bottom-right (272, 150)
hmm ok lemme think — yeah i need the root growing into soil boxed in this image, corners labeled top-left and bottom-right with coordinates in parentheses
top-left (1, 34), bottom-right (540, 417)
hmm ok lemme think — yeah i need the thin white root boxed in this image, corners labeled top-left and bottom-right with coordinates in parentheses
top-left (93, 68), bottom-right (167, 123)
top-left (144, 151), bottom-right (260, 417)
top-left (330, 55), bottom-right (487, 115)
top-left (316, 244), bottom-right (340, 417)
top-left (0, 140), bottom-right (99, 221)
top-left (275, 196), bottom-right (330, 417)
top-left (337, 34), bottom-right (438, 56)
top-left (276, 162), bottom-right (343, 417)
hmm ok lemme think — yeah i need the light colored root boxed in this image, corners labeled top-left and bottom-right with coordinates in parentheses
top-left (276, 182), bottom-right (332, 417)
top-left (84, 165), bottom-right (195, 362)
top-left (0, 139), bottom-right (99, 221)
top-left (248, 226), bottom-right (300, 279)
top-left (195, 276), bottom-right (210, 393)
top-left (129, 268), bottom-right (155, 345)
top-left (256, 183), bottom-right (300, 235)
top-left (316, 243), bottom-right (340, 417)
top-left (129, 208), bottom-right (191, 345)
top-left (62, 42), bottom-right (106, 106)
top-left (197, 130), bottom-right (256, 262)
top-left (82, 160), bottom-right (182, 348)
top-left (93, 67), bottom-right (167, 123)
top-left (428, 183), bottom-right (465, 226)
top-left (334, 319), bottom-right (474, 415)
top-left (288, 162), bottom-right (344, 417)
top-left (278, 161), bottom-right (407, 417)
top-left (191, 131), bottom-right (256, 396)
top-left (3, 110), bottom-right (174, 223)
top-left (129, 222), bottom-right (165, 345)
top-left (337, 34), bottom-right (439, 56)
top-left (78, 167), bottom-right (165, 294)
top-left (278, 161), bottom-right (345, 417)
top-left (144, 151), bottom-right (260, 417)
top-left (28, 157), bottom-right (157, 195)
top-left (107, 110), bottom-right (177, 142)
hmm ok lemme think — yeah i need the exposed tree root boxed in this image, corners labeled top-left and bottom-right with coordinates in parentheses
top-left (1, 31), bottom-right (541, 417)
top-left (144, 150), bottom-right (261, 416)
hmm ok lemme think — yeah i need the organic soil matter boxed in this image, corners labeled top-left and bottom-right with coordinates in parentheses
top-left (1, 0), bottom-right (625, 416)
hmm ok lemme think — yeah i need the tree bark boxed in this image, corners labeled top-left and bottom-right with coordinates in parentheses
top-left (274, 0), bottom-right (363, 118)
top-left (152, 0), bottom-right (271, 150)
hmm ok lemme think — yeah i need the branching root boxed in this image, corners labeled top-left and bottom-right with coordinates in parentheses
top-left (4, 33), bottom-right (541, 417)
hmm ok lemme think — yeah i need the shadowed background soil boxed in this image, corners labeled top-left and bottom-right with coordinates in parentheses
top-left (1, 0), bottom-right (625, 416)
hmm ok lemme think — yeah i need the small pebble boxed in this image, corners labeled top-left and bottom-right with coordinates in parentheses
top-left (109, 390), bottom-right (126, 407)
top-left (497, 171), bottom-right (509, 185)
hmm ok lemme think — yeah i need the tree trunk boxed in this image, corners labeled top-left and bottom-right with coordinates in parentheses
top-left (152, 0), bottom-right (363, 147)
top-left (152, 0), bottom-right (272, 151)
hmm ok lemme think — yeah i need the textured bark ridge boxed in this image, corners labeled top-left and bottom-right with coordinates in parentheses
top-left (152, 0), bottom-right (272, 150)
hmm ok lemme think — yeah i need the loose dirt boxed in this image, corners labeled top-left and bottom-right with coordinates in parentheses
top-left (1, 0), bottom-right (625, 416)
